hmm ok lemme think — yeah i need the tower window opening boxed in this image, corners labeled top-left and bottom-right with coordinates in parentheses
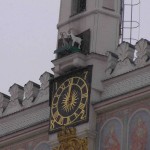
top-left (71, 0), bottom-right (86, 16)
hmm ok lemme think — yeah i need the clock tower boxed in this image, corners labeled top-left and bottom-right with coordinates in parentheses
top-left (50, 0), bottom-right (122, 149)
top-left (57, 0), bottom-right (121, 55)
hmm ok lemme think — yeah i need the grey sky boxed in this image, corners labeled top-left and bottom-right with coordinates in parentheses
top-left (0, 0), bottom-right (60, 94)
top-left (0, 0), bottom-right (149, 95)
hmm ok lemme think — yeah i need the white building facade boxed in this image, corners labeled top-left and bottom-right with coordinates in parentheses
top-left (0, 0), bottom-right (150, 150)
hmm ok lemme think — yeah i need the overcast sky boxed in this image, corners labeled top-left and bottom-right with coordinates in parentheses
top-left (0, 0), bottom-right (149, 95)
top-left (0, 0), bottom-right (60, 94)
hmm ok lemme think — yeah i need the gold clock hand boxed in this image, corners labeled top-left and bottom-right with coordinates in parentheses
top-left (67, 78), bottom-right (73, 98)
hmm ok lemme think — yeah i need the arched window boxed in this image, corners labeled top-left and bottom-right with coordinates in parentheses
top-left (34, 143), bottom-right (50, 150)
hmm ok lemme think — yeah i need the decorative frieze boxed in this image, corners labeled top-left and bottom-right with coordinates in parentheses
top-left (40, 72), bottom-right (53, 90)
top-left (105, 51), bottom-right (118, 77)
top-left (106, 42), bottom-right (135, 77)
top-left (24, 81), bottom-right (40, 100)
top-left (0, 71), bottom-right (54, 117)
top-left (34, 72), bottom-right (54, 104)
top-left (0, 93), bottom-right (10, 116)
top-left (113, 42), bottom-right (135, 76)
top-left (106, 39), bottom-right (150, 78)
top-left (9, 84), bottom-right (24, 102)
top-left (52, 127), bottom-right (88, 150)
top-left (23, 81), bottom-right (40, 108)
top-left (117, 42), bottom-right (135, 62)
top-left (135, 39), bottom-right (150, 67)
top-left (3, 84), bottom-right (24, 115)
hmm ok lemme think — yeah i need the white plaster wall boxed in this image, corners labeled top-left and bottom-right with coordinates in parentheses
top-left (58, 0), bottom-right (121, 55)
top-left (94, 12), bottom-right (120, 54)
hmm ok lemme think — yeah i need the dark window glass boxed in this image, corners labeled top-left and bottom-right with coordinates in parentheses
top-left (71, 0), bottom-right (86, 16)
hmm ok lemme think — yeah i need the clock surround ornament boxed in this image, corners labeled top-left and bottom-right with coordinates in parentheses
top-left (53, 126), bottom-right (88, 150)
top-left (49, 66), bottom-right (92, 133)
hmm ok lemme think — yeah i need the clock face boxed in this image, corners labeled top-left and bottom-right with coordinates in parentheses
top-left (49, 66), bottom-right (92, 133)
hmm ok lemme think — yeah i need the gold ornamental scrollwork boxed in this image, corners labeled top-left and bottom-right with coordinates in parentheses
top-left (53, 127), bottom-right (88, 150)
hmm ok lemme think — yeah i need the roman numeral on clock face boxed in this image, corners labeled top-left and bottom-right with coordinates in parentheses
top-left (60, 84), bottom-right (66, 90)
top-left (82, 93), bottom-right (88, 98)
top-left (79, 103), bottom-right (86, 110)
top-left (74, 112), bottom-right (78, 118)
top-left (58, 117), bottom-right (64, 125)
top-left (83, 71), bottom-right (88, 80)
top-left (81, 84), bottom-right (86, 89)
top-left (53, 111), bottom-right (59, 120)
top-left (66, 117), bottom-right (71, 125)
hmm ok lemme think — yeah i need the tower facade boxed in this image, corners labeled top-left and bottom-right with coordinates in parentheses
top-left (50, 0), bottom-right (122, 150)
top-left (58, 0), bottom-right (121, 55)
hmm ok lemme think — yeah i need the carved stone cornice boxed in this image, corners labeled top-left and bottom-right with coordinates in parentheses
top-left (3, 84), bottom-right (23, 115)
top-left (135, 39), bottom-right (150, 67)
top-left (57, 8), bottom-right (120, 29)
top-left (23, 81), bottom-right (40, 108)
top-left (39, 72), bottom-right (54, 90)
top-left (34, 72), bottom-right (54, 104)
top-left (105, 42), bottom-right (135, 77)
top-left (9, 84), bottom-right (24, 102)
top-left (0, 93), bottom-right (10, 116)
top-left (117, 42), bottom-right (135, 62)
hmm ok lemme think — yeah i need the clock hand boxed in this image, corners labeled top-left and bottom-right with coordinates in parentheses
top-left (67, 78), bottom-right (73, 99)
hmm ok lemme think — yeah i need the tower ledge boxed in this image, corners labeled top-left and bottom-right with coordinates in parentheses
top-left (57, 8), bottom-right (120, 29)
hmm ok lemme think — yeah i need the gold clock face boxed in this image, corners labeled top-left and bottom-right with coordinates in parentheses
top-left (49, 66), bottom-right (92, 133)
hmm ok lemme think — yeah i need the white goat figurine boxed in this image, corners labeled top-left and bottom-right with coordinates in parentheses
top-left (68, 30), bottom-right (82, 49)
top-left (60, 32), bottom-right (68, 47)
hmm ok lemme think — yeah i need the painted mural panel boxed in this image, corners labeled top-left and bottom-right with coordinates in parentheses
top-left (128, 110), bottom-right (150, 150)
top-left (100, 118), bottom-right (122, 150)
